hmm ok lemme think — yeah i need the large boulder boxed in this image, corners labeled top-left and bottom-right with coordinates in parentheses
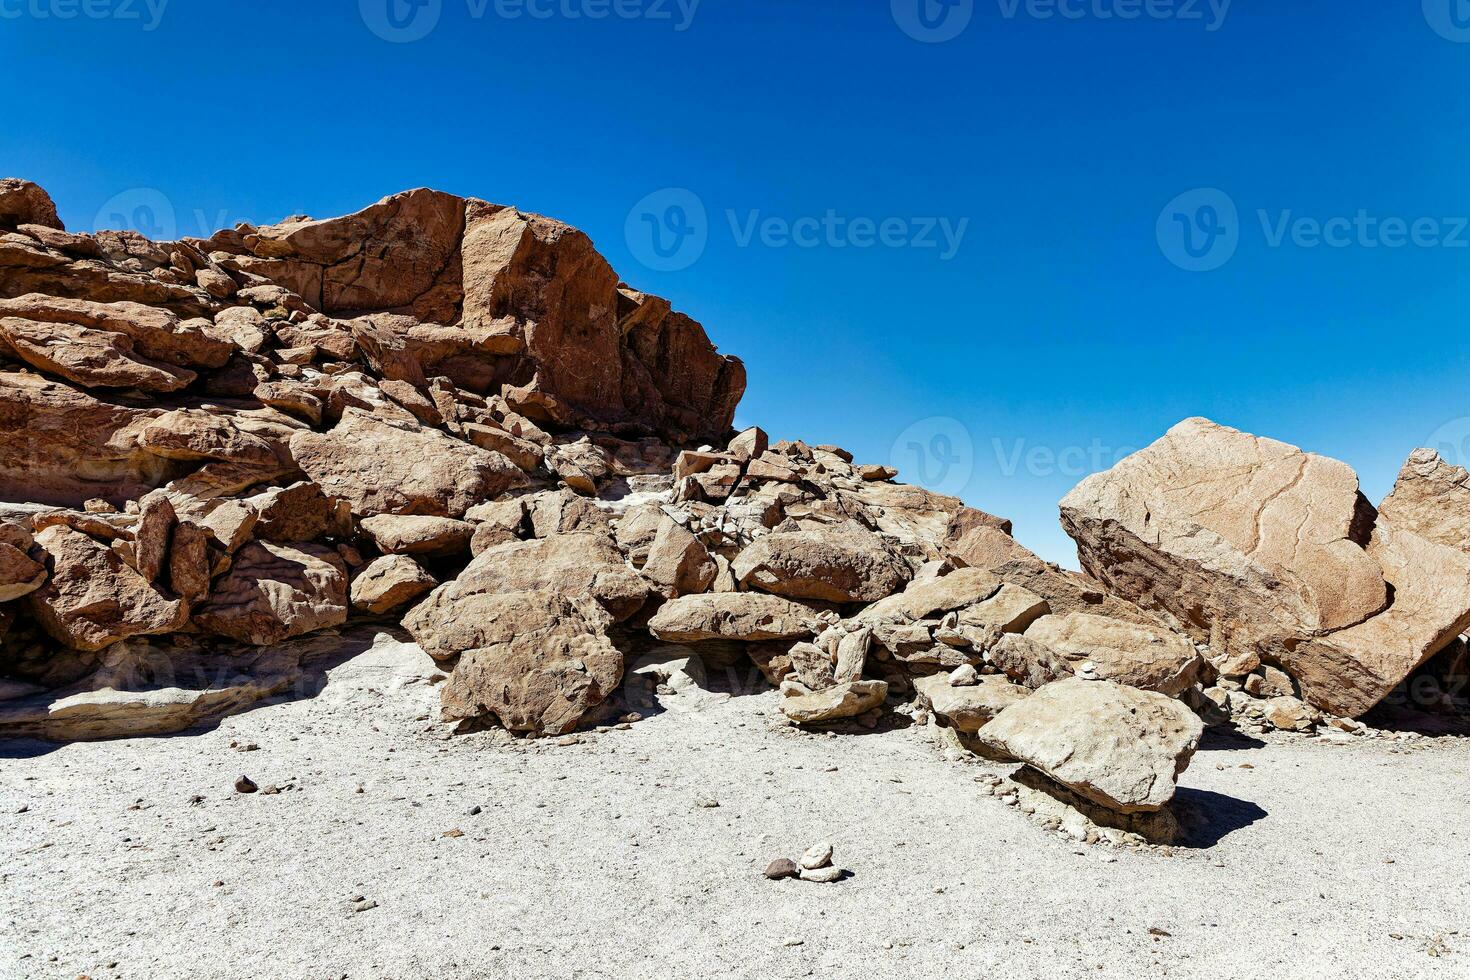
top-left (290, 408), bottom-right (526, 518)
top-left (733, 520), bottom-right (911, 604)
top-left (647, 592), bottom-right (818, 643)
top-left (1061, 418), bottom-right (1388, 663)
top-left (405, 531), bottom-right (647, 638)
top-left (25, 525), bottom-right (187, 651)
top-left (1378, 449), bottom-right (1470, 554)
top-left (641, 516), bottom-right (717, 599)
top-left (1062, 420), bottom-right (1470, 716)
top-left (0, 178), bottom-right (63, 230)
top-left (359, 514), bottom-right (474, 557)
top-left (192, 541), bottom-right (349, 645)
top-left (415, 588), bottom-right (623, 735)
top-left (977, 678), bottom-right (1204, 813)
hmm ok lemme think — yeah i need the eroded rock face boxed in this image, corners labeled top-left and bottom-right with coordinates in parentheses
top-left (193, 541), bottom-right (348, 645)
top-left (26, 525), bottom-right (187, 651)
top-left (733, 520), bottom-right (911, 604)
top-left (978, 678), bottom-right (1204, 813)
top-left (291, 409), bottom-right (526, 518)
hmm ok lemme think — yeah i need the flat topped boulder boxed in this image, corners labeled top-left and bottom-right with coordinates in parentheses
top-left (733, 520), bottom-right (911, 604)
top-left (914, 673), bottom-right (1030, 734)
top-left (647, 592), bottom-right (819, 643)
top-left (291, 408), bottom-right (527, 519)
top-left (978, 677), bottom-right (1204, 813)
top-left (1023, 612), bottom-right (1203, 697)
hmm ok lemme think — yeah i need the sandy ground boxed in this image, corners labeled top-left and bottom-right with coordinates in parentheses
top-left (2, 628), bottom-right (1468, 980)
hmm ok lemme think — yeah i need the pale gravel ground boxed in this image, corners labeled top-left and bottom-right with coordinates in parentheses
top-left (1, 629), bottom-right (1468, 980)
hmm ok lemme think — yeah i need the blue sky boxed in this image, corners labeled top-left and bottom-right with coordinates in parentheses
top-left (4, 0), bottom-right (1468, 566)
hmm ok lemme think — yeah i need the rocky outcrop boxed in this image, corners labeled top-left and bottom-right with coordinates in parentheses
top-left (978, 678), bottom-right (1204, 813)
top-left (198, 188), bottom-right (744, 444)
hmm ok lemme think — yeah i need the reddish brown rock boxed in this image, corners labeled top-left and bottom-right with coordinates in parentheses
top-left (0, 179), bottom-right (63, 230)
top-left (26, 525), bottom-right (188, 651)
top-left (290, 408), bottom-right (526, 519)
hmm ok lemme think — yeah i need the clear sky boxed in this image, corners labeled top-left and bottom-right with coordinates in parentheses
top-left (3, 0), bottom-right (1468, 566)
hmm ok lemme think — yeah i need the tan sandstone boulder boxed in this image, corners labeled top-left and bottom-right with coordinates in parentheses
top-left (406, 532), bottom-right (647, 633)
top-left (733, 520), bottom-right (911, 604)
top-left (978, 678), bottom-right (1204, 813)
top-left (1378, 449), bottom-right (1470, 555)
top-left (642, 516), bottom-right (716, 598)
top-left (914, 672), bottom-right (1030, 734)
top-left (780, 679), bottom-right (888, 725)
top-left (1023, 612), bottom-right (1203, 697)
top-left (350, 555), bottom-right (437, 615)
top-left (647, 592), bottom-right (818, 643)
top-left (410, 588), bottom-right (622, 735)
top-left (359, 514), bottom-right (474, 557)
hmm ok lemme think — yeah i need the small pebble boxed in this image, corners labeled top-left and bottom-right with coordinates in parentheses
top-left (234, 776), bottom-right (258, 794)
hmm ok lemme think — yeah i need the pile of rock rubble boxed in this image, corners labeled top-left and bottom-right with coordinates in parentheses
top-left (2, 177), bottom-right (1468, 840)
